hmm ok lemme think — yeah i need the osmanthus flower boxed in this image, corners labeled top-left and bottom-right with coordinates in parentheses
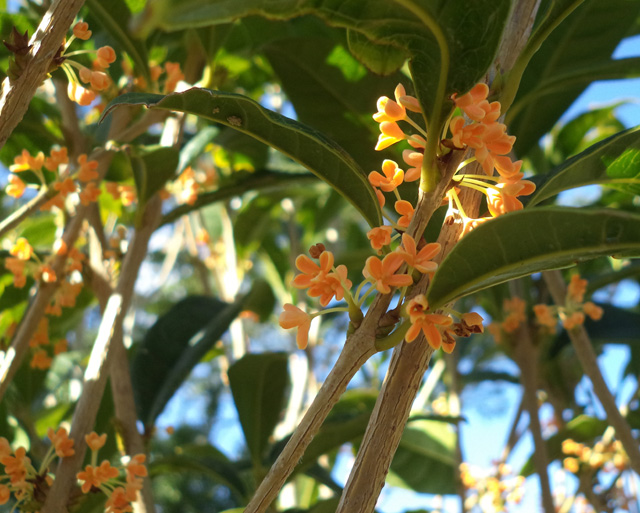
top-left (363, 252), bottom-right (413, 294)
top-left (48, 427), bottom-right (75, 458)
top-left (44, 147), bottom-right (69, 172)
top-left (53, 177), bottom-right (77, 197)
top-left (293, 251), bottom-right (333, 289)
top-left (375, 121), bottom-right (407, 151)
top-left (394, 200), bottom-right (414, 228)
top-left (10, 237), bottom-right (33, 260)
top-left (0, 484), bottom-right (9, 505)
top-left (501, 297), bottom-right (526, 333)
top-left (6, 174), bottom-right (26, 198)
top-left (583, 301), bottom-right (603, 321)
top-left (567, 274), bottom-right (588, 303)
top-left (86, 432), bottom-right (107, 451)
top-left (452, 83), bottom-right (491, 122)
top-left (402, 149), bottom-right (423, 182)
top-left (395, 233), bottom-right (440, 274)
top-left (367, 225), bottom-right (393, 251)
top-left (278, 304), bottom-right (312, 349)
top-left (404, 294), bottom-right (453, 349)
top-left (79, 181), bottom-right (102, 206)
top-left (10, 149), bottom-right (44, 173)
top-left (77, 154), bottom-right (99, 182)
top-left (534, 304), bottom-right (557, 330)
top-left (373, 83), bottom-right (422, 123)
top-left (1, 446), bottom-right (33, 486)
top-left (164, 61), bottom-right (185, 93)
top-left (73, 21), bottom-right (92, 40)
top-left (5, 257), bottom-right (26, 288)
top-left (368, 159), bottom-right (404, 192)
top-left (30, 349), bottom-right (52, 370)
top-left (77, 460), bottom-right (120, 493)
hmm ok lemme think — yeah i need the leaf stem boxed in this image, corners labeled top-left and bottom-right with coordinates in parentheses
top-left (392, 0), bottom-right (450, 192)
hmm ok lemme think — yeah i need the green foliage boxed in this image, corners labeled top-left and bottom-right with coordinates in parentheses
top-left (228, 352), bottom-right (289, 467)
top-left (104, 89), bottom-right (383, 227)
top-left (428, 207), bottom-right (640, 308)
top-left (131, 295), bottom-right (240, 428)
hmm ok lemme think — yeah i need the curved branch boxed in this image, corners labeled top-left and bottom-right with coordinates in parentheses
top-left (542, 269), bottom-right (640, 475)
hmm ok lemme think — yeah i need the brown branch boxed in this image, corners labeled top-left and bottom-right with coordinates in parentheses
top-left (335, 1), bottom-right (542, 509)
top-left (86, 257), bottom-right (157, 513)
top-left (543, 269), bottom-right (640, 475)
top-left (41, 195), bottom-right (162, 513)
top-left (510, 291), bottom-right (555, 513)
top-left (0, 188), bottom-right (52, 240)
top-left (0, 0), bottom-right (85, 151)
top-left (242, 294), bottom-right (389, 513)
top-left (0, 213), bottom-right (84, 401)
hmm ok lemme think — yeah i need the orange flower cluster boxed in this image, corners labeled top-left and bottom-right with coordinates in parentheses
top-left (404, 295), bottom-right (483, 352)
top-left (76, 432), bottom-right (148, 513)
top-left (277, 83), bottom-right (499, 354)
top-left (0, 428), bottom-right (78, 508)
top-left (487, 296), bottom-right (527, 344)
top-left (460, 462), bottom-right (525, 511)
top-left (122, 59), bottom-right (185, 94)
top-left (443, 84), bottom-right (536, 235)
top-left (64, 21), bottom-right (117, 106)
top-left (534, 274), bottom-right (603, 331)
top-left (562, 438), bottom-right (628, 475)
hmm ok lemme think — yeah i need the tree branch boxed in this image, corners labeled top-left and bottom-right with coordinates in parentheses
top-left (543, 269), bottom-right (640, 475)
top-left (0, 0), bottom-right (85, 151)
top-left (41, 195), bottom-right (162, 513)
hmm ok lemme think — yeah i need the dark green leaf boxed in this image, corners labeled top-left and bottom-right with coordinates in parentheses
top-left (526, 126), bottom-right (640, 206)
top-left (137, 0), bottom-right (511, 133)
top-left (149, 444), bottom-right (246, 499)
top-left (131, 145), bottom-right (180, 207)
top-left (131, 295), bottom-right (241, 427)
top-left (427, 208), bottom-right (640, 309)
top-left (388, 419), bottom-right (457, 494)
top-left (242, 278), bottom-right (276, 323)
top-left (228, 352), bottom-right (289, 466)
top-left (509, 0), bottom-right (640, 156)
top-left (104, 89), bottom-right (382, 227)
top-left (178, 126), bottom-right (218, 172)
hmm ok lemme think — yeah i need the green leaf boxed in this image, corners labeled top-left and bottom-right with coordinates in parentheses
top-left (150, 444), bottom-right (246, 499)
top-left (131, 295), bottom-right (242, 428)
top-left (509, 0), bottom-right (640, 156)
top-left (104, 89), bottom-right (382, 227)
top-left (179, 126), bottom-right (218, 172)
top-left (242, 278), bottom-right (276, 323)
top-left (131, 145), bottom-right (180, 207)
top-left (136, 0), bottom-right (511, 133)
top-left (388, 419), bottom-right (457, 494)
top-left (86, 0), bottom-right (150, 82)
top-left (520, 415), bottom-right (607, 476)
top-left (427, 207), bottom-right (640, 309)
top-left (228, 352), bottom-right (289, 466)
top-left (511, 59), bottom-right (640, 125)
top-left (526, 126), bottom-right (640, 206)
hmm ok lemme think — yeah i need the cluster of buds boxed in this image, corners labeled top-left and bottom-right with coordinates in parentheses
top-left (534, 275), bottom-right (603, 332)
top-left (121, 60), bottom-right (185, 94)
top-left (6, 147), bottom-right (101, 208)
top-left (460, 462), bottom-right (525, 512)
top-left (562, 438), bottom-right (629, 474)
top-left (3, 236), bottom-right (84, 368)
top-left (76, 432), bottom-right (147, 513)
top-left (0, 431), bottom-right (147, 511)
top-left (61, 21), bottom-right (116, 106)
top-left (0, 429), bottom-right (74, 509)
top-left (444, 84), bottom-right (535, 235)
top-left (278, 83), bottom-right (519, 352)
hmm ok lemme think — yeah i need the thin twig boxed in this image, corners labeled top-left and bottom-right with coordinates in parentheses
top-left (0, 0), bottom-right (85, 150)
top-left (0, 213), bottom-right (83, 401)
top-left (510, 282), bottom-right (555, 513)
top-left (41, 195), bottom-right (162, 513)
top-left (0, 188), bottom-right (52, 240)
top-left (543, 269), bottom-right (640, 474)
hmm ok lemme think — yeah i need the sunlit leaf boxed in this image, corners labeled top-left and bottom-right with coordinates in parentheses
top-left (104, 89), bottom-right (382, 227)
top-left (427, 208), bottom-right (640, 309)
top-left (526, 126), bottom-right (640, 206)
